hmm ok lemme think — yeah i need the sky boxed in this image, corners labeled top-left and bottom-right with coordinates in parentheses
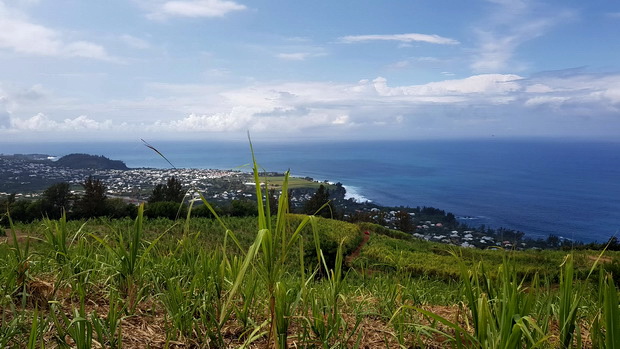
top-left (0, 0), bottom-right (619, 143)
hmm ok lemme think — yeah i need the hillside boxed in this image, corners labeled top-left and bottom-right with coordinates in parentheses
top-left (54, 153), bottom-right (129, 170)
top-left (1, 212), bottom-right (619, 348)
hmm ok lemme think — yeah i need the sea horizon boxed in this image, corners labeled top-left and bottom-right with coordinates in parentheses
top-left (2, 138), bottom-right (619, 243)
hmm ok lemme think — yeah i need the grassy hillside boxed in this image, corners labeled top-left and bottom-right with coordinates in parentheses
top-left (352, 222), bottom-right (616, 282)
top-left (1, 212), bottom-right (619, 348)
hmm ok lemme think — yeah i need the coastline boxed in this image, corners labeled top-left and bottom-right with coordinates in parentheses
top-left (2, 138), bottom-right (620, 243)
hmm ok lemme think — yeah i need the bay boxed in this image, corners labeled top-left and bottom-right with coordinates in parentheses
top-left (2, 139), bottom-right (619, 242)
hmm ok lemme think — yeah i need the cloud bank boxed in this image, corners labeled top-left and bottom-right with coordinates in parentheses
top-left (3, 71), bottom-right (619, 140)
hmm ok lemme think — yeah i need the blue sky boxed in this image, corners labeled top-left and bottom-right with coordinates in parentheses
top-left (0, 0), bottom-right (619, 142)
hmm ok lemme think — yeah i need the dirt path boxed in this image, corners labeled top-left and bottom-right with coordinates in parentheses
top-left (587, 255), bottom-right (613, 264)
top-left (0, 229), bottom-right (35, 244)
top-left (346, 230), bottom-right (370, 265)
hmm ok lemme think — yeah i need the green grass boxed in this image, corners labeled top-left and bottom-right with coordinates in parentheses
top-left (0, 214), bottom-right (619, 347)
top-left (261, 175), bottom-right (338, 190)
top-left (350, 230), bottom-right (615, 282)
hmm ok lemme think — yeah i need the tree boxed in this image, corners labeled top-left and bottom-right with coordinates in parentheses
top-left (145, 201), bottom-right (187, 220)
top-left (1, 193), bottom-right (16, 210)
top-left (394, 210), bottom-right (414, 233)
top-left (41, 182), bottom-right (72, 219)
top-left (148, 177), bottom-right (185, 203)
top-left (75, 176), bottom-right (108, 218)
top-left (148, 184), bottom-right (165, 203)
top-left (546, 234), bottom-right (560, 248)
top-left (268, 189), bottom-right (279, 216)
top-left (106, 198), bottom-right (138, 219)
top-left (606, 236), bottom-right (620, 251)
top-left (229, 199), bottom-right (257, 217)
top-left (190, 204), bottom-right (217, 218)
top-left (6, 200), bottom-right (42, 223)
top-left (0, 194), bottom-right (16, 226)
top-left (302, 184), bottom-right (331, 218)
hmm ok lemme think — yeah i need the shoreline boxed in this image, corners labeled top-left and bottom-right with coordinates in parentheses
top-left (2, 148), bottom-right (618, 244)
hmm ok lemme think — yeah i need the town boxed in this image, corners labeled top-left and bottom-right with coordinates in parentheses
top-left (1, 153), bottom-right (558, 250)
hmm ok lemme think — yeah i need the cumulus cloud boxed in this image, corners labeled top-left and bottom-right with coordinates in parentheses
top-left (11, 114), bottom-right (113, 131)
top-left (3, 71), bottom-right (620, 140)
top-left (147, 0), bottom-right (246, 19)
top-left (331, 115), bottom-right (350, 125)
top-left (154, 109), bottom-right (253, 132)
top-left (0, 2), bottom-right (116, 61)
top-left (147, 72), bottom-right (620, 138)
top-left (340, 33), bottom-right (459, 45)
top-left (151, 107), bottom-right (353, 134)
top-left (141, 74), bottom-right (525, 134)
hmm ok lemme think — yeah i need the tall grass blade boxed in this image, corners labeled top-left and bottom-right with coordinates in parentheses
top-left (603, 273), bottom-right (620, 349)
top-left (27, 308), bottom-right (40, 349)
top-left (141, 138), bottom-right (176, 168)
top-left (221, 228), bottom-right (265, 324)
top-left (558, 254), bottom-right (579, 349)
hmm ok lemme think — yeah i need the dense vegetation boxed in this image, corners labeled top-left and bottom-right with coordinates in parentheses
top-left (54, 154), bottom-right (129, 170)
top-left (2, 210), bottom-right (619, 348)
top-left (1, 152), bottom-right (619, 348)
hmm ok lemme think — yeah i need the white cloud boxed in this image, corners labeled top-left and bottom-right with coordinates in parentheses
top-left (147, 0), bottom-right (246, 19)
top-left (524, 96), bottom-right (568, 107)
top-left (0, 2), bottom-right (116, 61)
top-left (140, 74), bottom-right (527, 133)
top-left (150, 72), bottom-right (619, 137)
top-left (416, 56), bottom-right (442, 63)
top-left (331, 115), bottom-right (350, 125)
top-left (11, 113), bottom-right (113, 131)
top-left (471, 2), bottom-right (574, 72)
top-left (3, 71), bottom-right (620, 140)
top-left (276, 52), bottom-right (312, 61)
top-left (276, 52), bottom-right (325, 61)
top-left (340, 33), bottom-right (459, 45)
top-left (372, 74), bottom-right (523, 97)
top-left (155, 109), bottom-right (253, 132)
top-left (65, 41), bottom-right (113, 60)
top-left (276, 53), bottom-right (307, 61)
top-left (525, 84), bottom-right (553, 93)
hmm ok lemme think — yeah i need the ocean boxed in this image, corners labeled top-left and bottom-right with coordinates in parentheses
top-left (2, 139), bottom-right (619, 243)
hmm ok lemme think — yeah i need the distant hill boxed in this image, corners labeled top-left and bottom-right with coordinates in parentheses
top-left (54, 153), bottom-right (129, 170)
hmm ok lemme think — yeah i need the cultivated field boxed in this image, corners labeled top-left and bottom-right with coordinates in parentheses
top-left (1, 153), bottom-right (619, 348)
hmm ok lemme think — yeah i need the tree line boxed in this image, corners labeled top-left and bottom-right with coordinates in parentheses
top-left (1, 177), bottom-right (137, 225)
top-left (0, 177), bottom-right (339, 226)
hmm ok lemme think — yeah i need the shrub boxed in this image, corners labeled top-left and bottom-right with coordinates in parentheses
top-left (145, 201), bottom-right (187, 220)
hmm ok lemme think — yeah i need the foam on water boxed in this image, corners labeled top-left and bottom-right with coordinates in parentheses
top-left (342, 185), bottom-right (371, 203)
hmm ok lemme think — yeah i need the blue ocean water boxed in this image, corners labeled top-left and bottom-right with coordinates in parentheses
top-left (2, 139), bottom-right (619, 243)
